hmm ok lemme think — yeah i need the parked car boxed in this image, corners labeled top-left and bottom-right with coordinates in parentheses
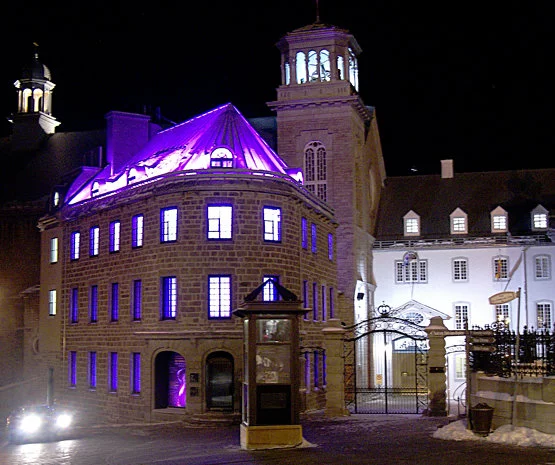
top-left (6, 404), bottom-right (73, 443)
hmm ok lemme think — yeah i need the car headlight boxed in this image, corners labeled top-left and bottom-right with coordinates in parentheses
top-left (20, 414), bottom-right (43, 434)
top-left (55, 413), bottom-right (73, 429)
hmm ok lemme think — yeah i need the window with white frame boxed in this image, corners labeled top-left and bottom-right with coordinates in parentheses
top-left (455, 355), bottom-right (466, 379)
top-left (493, 256), bottom-right (509, 280)
top-left (132, 214), bottom-right (144, 248)
top-left (263, 207), bottom-right (281, 242)
top-left (537, 302), bottom-right (552, 329)
top-left (534, 255), bottom-right (551, 280)
top-left (161, 276), bottom-right (177, 319)
top-left (491, 206), bottom-right (508, 232)
top-left (160, 207), bottom-right (178, 242)
top-left (70, 231), bottom-right (80, 260)
top-left (89, 226), bottom-right (99, 256)
top-left (403, 210), bottom-right (420, 236)
top-left (531, 205), bottom-right (548, 230)
top-left (48, 289), bottom-right (57, 316)
top-left (495, 304), bottom-right (510, 325)
top-left (207, 205), bottom-right (232, 239)
top-left (304, 141), bottom-right (327, 202)
top-left (450, 208), bottom-right (468, 234)
top-left (263, 275), bottom-right (279, 302)
top-left (454, 304), bottom-right (469, 329)
top-left (109, 220), bottom-right (120, 253)
top-left (452, 258), bottom-right (468, 281)
top-left (395, 259), bottom-right (428, 283)
top-left (208, 275), bottom-right (231, 318)
top-left (50, 237), bottom-right (58, 263)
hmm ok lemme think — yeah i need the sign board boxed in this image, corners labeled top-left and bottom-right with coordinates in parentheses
top-left (470, 345), bottom-right (496, 352)
top-left (488, 291), bottom-right (519, 305)
top-left (427, 329), bottom-right (494, 337)
top-left (470, 337), bottom-right (495, 344)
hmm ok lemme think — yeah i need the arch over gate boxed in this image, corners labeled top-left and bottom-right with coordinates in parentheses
top-left (343, 313), bottom-right (429, 414)
top-left (205, 351), bottom-right (234, 411)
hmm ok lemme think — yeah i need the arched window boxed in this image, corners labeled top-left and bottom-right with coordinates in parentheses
top-left (284, 60), bottom-right (290, 85)
top-left (296, 51), bottom-right (307, 84)
top-left (337, 55), bottom-right (344, 80)
top-left (304, 141), bottom-right (327, 201)
top-left (348, 48), bottom-right (359, 91)
top-left (210, 147), bottom-right (233, 168)
top-left (308, 50), bottom-right (318, 82)
top-left (33, 88), bottom-right (44, 112)
top-left (319, 49), bottom-right (331, 81)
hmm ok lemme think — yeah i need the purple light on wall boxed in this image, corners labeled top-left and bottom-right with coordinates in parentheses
top-left (168, 353), bottom-right (186, 408)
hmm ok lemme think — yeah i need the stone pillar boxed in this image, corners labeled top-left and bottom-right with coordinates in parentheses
top-left (424, 316), bottom-right (448, 416)
top-left (322, 319), bottom-right (350, 417)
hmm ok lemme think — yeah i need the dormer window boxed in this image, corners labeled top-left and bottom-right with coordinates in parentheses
top-left (531, 205), bottom-right (548, 230)
top-left (450, 208), bottom-right (468, 234)
top-left (491, 206), bottom-right (508, 233)
top-left (53, 191), bottom-right (60, 207)
top-left (403, 210), bottom-right (420, 236)
top-left (91, 181), bottom-right (101, 197)
top-left (210, 148), bottom-right (233, 168)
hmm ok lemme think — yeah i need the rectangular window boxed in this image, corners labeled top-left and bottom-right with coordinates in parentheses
top-left (89, 226), bottom-right (99, 256)
top-left (48, 289), bottom-right (57, 316)
top-left (492, 215), bottom-right (507, 230)
top-left (452, 217), bottom-right (466, 232)
top-left (161, 276), bottom-right (177, 319)
top-left (70, 231), bottom-right (80, 260)
top-left (395, 260), bottom-right (428, 283)
top-left (311, 223), bottom-right (317, 253)
top-left (312, 282), bottom-right (318, 320)
top-left (321, 285), bottom-right (326, 321)
top-left (207, 205), bottom-right (232, 239)
top-left (109, 352), bottom-right (118, 392)
top-left (70, 287), bottom-right (79, 323)
top-left (263, 207), bottom-right (281, 242)
top-left (109, 220), bottom-right (121, 252)
top-left (303, 280), bottom-right (309, 320)
top-left (68, 351), bottom-right (77, 387)
top-left (329, 287), bottom-right (334, 319)
top-left (131, 352), bottom-right (141, 394)
top-left (537, 302), bottom-right (552, 329)
top-left (313, 351), bottom-right (320, 388)
top-left (328, 233), bottom-right (333, 260)
top-left (132, 214), bottom-right (144, 248)
top-left (89, 285), bottom-right (98, 323)
top-left (322, 351), bottom-right (327, 387)
top-left (50, 237), bottom-right (58, 263)
top-left (263, 275), bottom-right (279, 302)
top-left (161, 207), bottom-right (178, 242)
top-left (453, 258), bottom-right (468, 281)
top-left (301, 217), bottom-right (308, 249)
top-left (455, 355), bottom-right (466, 379)
top-left (132, 279), bottom-right (142, 321)
top-left (455, 304), bottom-right (469, 330)
top-left (89, 352), bottom-right (97, 389)
top-left (535, 255), bottom-right (550, 279)
top-left (208, 275), bottom-right (231, 319)
top-left (533, 213), bottom-right (547, 229)
top-left (111, 283), bottom-right (119, 322)
top-left (495, 304), bottom-right (510, 324)
top-left (304, 352), bottom-right (311, 392)
top-left (494, 257), bottom-right (508, 280)
top-left (405, 218), bottom-right (419, 234)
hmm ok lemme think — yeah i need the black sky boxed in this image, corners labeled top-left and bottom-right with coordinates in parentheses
top-left (1, 1), bottom-right (553, 176)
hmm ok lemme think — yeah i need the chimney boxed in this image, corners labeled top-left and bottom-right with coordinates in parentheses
top-left (441, 159), bottom-right (454, 179)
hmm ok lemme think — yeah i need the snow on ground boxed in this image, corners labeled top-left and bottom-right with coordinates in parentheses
top-left (433, 419), bottom-right (555, 449)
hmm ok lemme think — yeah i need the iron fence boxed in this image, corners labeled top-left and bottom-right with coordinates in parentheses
top-left (470, 322), bottom-right (555, 378)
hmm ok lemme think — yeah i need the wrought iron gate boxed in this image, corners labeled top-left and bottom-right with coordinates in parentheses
top-left (344, 311), bottom-right (429, 414)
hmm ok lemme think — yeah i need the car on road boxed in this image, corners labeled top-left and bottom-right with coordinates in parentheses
top-left (5, 404), bottom-right (74, 444)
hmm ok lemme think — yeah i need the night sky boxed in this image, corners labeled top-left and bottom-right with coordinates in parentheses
top-left (1, 1), bottom-right (552, 176)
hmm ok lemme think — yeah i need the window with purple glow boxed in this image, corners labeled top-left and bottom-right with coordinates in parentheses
top-left (89, 285), bottom-right (98, 323)
top-left (109, 220), bottom-right (120, 252)
top-left (311, 223), bottom-right (317, 253)
top-left (329, 287), bottom-right (334, 319)
top-left (50, 237), bottom-right (58, 263)
top-left (303, 280), bottom-right (308, 320)
top-left (70, 231), bottom-right (80, 260)
top-left (168, 353), bottom-right (186, 407)
top-left (161, 276), bottom-right (177, 320)
top-left (313, 351), bottom-right (320, 388)
top-left (70, 287), bottom-right (79, 323)
top-left (323, 351), bottom-right (327, 387)
top-left (263, 275), bottom-right (279, 301)
top-left (207, 205), bottom-right (232, 239)
top-left (209, 275), bottom-right (231, 319)
top-left (132, 279), bottom-right (142, 321)
top-left (48, 289), bottom-right (57, 316)
top-left (89, 226), bottom-right (99, 256)
top-left (161, 207), bottom-right (178, 243)
top-left (132, 214), bottom-right (144, 248)
top-left (89, 352), bottom-right (97, 389)
top-left (111, 283), bottom-right (119, 322)
top-left (321, 285), bottom-right (326, 321)
top-left (109, 352), bottom-right (118, 392)
top-left (68, 351), bottom-right (77, 387)
top-left (312, 282), bottom-right (318, 320)
top-left (328, 233), bottom-right (333, 260)
top-left (301, 217), bottom-right (307, 249)
top-left (210, 147), bottom-right (233, 168)
top-left (131, 353), bottom-right (141, 394)
top-left (304, 352), bottom-right (310, 392)
top-left (263, 207), bottom-right (281, 242)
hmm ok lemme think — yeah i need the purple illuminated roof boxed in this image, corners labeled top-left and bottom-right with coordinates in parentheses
top-left (67, 103), bottom-right (299, 205)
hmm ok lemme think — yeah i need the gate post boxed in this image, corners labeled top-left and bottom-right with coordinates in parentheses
top-left (322, 319), bottom-right (350, 417)
top-left (424, 316), bottom-right (448, 416)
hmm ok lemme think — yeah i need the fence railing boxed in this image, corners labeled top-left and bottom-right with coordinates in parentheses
top-left (470, 322), bottom-right (555, 378)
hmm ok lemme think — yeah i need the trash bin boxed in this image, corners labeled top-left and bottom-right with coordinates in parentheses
top-left (469, 403), bottom-right (494, 436)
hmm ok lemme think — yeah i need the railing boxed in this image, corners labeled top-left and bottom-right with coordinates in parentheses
top-left (374, 234), bottom-right (551, 250)
top-left (470, 322), bottom-right (555, 378)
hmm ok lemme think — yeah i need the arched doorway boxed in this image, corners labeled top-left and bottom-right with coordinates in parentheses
top-left (154, 351), bottom-right (186, 409)
top-left (206, 351), bottom-right (234, 411)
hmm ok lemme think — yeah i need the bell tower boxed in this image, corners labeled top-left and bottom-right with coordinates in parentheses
top-left (268, 21), bottom-right (386, 330)
top-left (12, 44), bottom-right (60, 150)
